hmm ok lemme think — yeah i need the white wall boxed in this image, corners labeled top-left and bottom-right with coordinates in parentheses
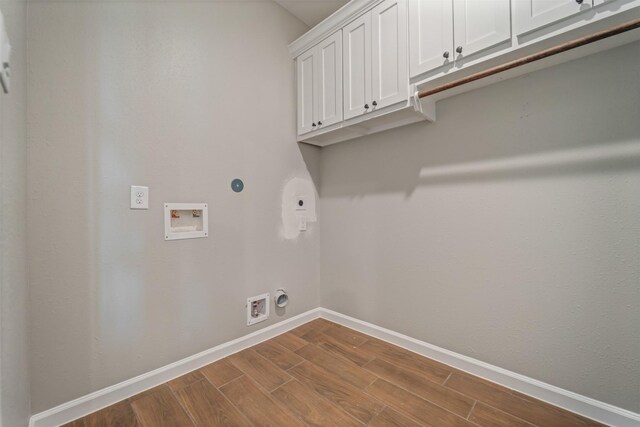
top-left (0, 0), bottom-right (29, 426)
top-left (27, 1), bottom-right (317, 413)
top-left (320, 42), bottom-right (640, 413)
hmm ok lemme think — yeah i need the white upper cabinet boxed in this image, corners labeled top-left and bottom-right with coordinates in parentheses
top-left (344, 0), bottom-right (408, 120)
top-left (453, 0), bottom-right (511, 59)
top-left (296, 48), bottom-right (316, 135)
top-left (372, 0), bottom-right (409, 110)
top-left (409, 0), bottom-right (510, 77)
top-left (343, 12), bottom-right (372, 120)
top-left (317, 31), bottom-right (343, 128)
top-left (293, 0), bottom-right (424, 145)
top-left (296, 31), bottom-right (342, 135)
top-left (514, 0), bottom-right (592, 35)
top-left (292, 0), bottom-right (638, 145)
top-left (409, 0), bottom-right (454, 77)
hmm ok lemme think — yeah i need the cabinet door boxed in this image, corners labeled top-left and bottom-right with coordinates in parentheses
top-left (316, 31), bottom-right (343, 129)
top-left (371, 0), bottom-right (408, 109)
top-left (514, 0), bottom-right (592, 35)
top-left (409, 0), bottom-right (453, 77)
top-left (343, 12), bottom-right (372, 120)
top-left (296, 47), bottom-right (317, 135)
top-left (453, 0), bottom-right (511, 59)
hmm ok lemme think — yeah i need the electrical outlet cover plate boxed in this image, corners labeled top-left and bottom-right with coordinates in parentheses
top-left (130, 185), bottom-right (149, 209)
top-left (298, 216), bottom-right (307, 231)
top-left (247, 293), bottom-right (270, 326)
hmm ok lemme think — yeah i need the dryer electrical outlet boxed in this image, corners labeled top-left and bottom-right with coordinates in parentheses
top-left (295, 196), bottom-right (307, 211)
top-left (282, 177), bottom-right (317, 239)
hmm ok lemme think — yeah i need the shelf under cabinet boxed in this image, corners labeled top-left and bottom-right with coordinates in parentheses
top-left (298, 99), bottom-right (435, 147)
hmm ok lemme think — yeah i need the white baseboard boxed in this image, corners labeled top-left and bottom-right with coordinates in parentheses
top-left (29, 308), bottom-right (322, 427)
top-left (319, 308), bottom-right (640, 427)
top-left (30, 307), bottom-right (640, 427)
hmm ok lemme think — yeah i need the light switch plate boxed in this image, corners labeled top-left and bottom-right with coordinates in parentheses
top-left (130, 186), bottom-right (149, 209)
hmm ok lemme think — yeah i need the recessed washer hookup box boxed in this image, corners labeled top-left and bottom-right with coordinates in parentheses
top-left (164, 203), bottom-right (208, 241)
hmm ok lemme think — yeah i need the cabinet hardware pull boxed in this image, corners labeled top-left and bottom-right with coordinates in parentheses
top-left (364, 104), bottom-right (369, 109)
top-left (576, 0), bottom-right (583, 3)
top-left (312, 123), bottom-right (316, 127)
top-left (318, 121), bottom-right (322, 125)
top-left (372, 101), bottom-right (378, 106)
top-left (443, 51), bottom-right (450, 58)
top-left (456, 46), bottom-right (463, 54)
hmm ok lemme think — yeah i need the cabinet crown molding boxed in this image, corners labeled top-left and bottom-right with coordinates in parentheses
top-left (288, 0), bottom-right (384, 57)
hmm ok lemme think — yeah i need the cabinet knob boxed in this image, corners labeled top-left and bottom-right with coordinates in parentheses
top-left (372, 101), bottom-right (378, 107)
top-left (312, 122), bottom-right (316, 127)
top-left (318, 121), bottom-right (322, 126)
top-left (456, 46), bottom-right (463, 54)
top-left (576, 0), bottom-right (583, 3)
top-left (364, 104), bottom-right (370, 109)
top-left (443, 51), bottom-right (450, 59)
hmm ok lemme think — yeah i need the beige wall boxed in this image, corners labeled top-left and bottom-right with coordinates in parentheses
top-left (0, 0), bottom-right (29, 425)
top-left (27, 1), bottom-right (317, 413)
top-left (320, 42), bottom-right (640, 413)
top-left (25, 0), bottom-right (640, 419)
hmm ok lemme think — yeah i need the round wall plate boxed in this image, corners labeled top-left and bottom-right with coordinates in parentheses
top-left (231, 178), bottom-right (244, 193)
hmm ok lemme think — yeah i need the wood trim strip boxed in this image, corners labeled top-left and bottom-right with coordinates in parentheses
top-left (417, 18), bottom-right (640, 99)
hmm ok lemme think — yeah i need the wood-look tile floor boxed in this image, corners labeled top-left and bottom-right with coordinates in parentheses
top-left (64, 319), bottom-right (605, 427)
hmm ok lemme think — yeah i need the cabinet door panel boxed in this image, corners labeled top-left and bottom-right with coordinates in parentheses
top-left (453, 0), bottom-right (511, 58)
top-left (297, 48), bottom-right (316, 135)
top-left (514, 0), bottom-right (592, 35)
top-left (343, 12), bottom-right (372, 120)
top-left (372, 0), bottom-right (408, 109)
top-left (409, 0), bottom-right (453, 77)
top-left (316, 31), bottom-right (343, 128)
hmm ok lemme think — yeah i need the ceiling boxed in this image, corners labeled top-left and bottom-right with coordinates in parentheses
top-left (274, 0), bottom-right (350, 27)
